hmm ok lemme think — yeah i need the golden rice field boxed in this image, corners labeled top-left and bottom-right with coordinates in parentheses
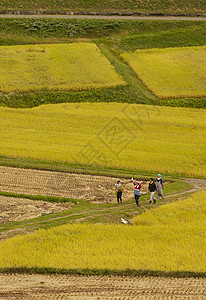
top-left (0, 191), bottom-right (205, 272)
top-left (121, 46), bottom-right (206, 99)
top-left (0, 43), bottom-right (125, 93)
top-left (0, 103), bottom-right (205, 177)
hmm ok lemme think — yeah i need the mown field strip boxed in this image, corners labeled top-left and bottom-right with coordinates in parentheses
top-left (0, 43), bottom-right (125, 92)
top-left (121, 46), bottom-right (206, 99)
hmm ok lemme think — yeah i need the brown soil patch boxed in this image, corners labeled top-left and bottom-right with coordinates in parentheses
top-left (0, 195), bottom-right (72, 224)
top-left (0, 274), bottom-right (206, 299)
top-left (0, 166), bottom-right (148, 204)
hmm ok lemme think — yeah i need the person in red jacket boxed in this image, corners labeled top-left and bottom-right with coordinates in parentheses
top-left (131, 178), bottom-right (142, 206)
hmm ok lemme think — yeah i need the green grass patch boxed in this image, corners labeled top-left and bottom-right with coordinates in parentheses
top-left (121, 46), bottom-right (206, 99)
top-left (0, 190), bottom-right (77, 203)
top-left (0, 19), bottom-right (205, 47)
top-left (0, 267), bottom-right (205, 277)
top-left (0, 191), bottom-right (205, 275)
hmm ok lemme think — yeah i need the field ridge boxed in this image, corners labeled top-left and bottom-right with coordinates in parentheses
top-left (1, 12), bottom-right (206, 18)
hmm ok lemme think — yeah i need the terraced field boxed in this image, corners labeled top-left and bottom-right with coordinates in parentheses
top-left (122, 46), bottom-right (206, 99)
top-left (0, 43), bottom-right (125, 93)
top-left (0, 103), bottom-right (205, 177)
top-left (0, 11), bottom-right (205, 299)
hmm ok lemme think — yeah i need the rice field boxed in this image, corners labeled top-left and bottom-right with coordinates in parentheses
top-left (0, 191), bottom-right (205, 273)
top-left (0, 103), bottom-right (205, 177)
top-left (0, 43), bottom-right (125, 93)
top-left (121, 46), bottom-right (206, 99)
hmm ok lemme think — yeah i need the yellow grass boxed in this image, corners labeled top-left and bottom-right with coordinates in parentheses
top-left (0, 43), bottom-right (125, 93)
top-left (0, 191), bottom-right (205, 272)
top-left (121, 46), bottom-right (206, 99)
top-left (0, 103), bottom-right (205, 177)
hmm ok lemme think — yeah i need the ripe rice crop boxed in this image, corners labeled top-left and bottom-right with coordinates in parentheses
top-left (0, 191), bottom-right (205, 273)
top-left (121, 46), bottom-right (206, 99)
top-left (0, 103), bottom-right (205, 177)
top-left (0, 43), bottom-right (125, 93)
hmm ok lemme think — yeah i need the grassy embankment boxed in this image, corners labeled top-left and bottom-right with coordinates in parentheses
top-left (0, 19), bottom-right (205, 109)
top-left (0, 0), bottom-right (205, 15)
top-left (0, 103), bottom-right (205, 178)
top-left (0, 190), bottom-right (205, 277)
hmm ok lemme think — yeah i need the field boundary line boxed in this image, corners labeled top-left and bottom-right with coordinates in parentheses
top-left (0, 14), bottom-right (206, 20)
top-left (0, 266), bottom-right (206, 278)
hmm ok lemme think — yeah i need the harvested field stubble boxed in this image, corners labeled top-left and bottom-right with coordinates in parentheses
top-left (0, 195), bottom-right (72, 223)
top-left (1, 274), bottom-right (206, 299)
top-left (0, 166), bottom-right (143, 204)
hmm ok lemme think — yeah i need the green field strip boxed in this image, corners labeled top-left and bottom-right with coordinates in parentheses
top-left (0, 267), bottom-right (205, 278)
top-left (0, 155), bottom-right (205, 180)
top-left (0, 155), bottom-right (170, 179)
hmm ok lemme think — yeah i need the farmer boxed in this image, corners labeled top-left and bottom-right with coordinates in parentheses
top-left (131, 178), bottom-right (141, 207)
top-left (156, 174), bottom-right (164, 200)
top-left (115, 180), bottom-right (123, 204)
top-left (148, 178), bottom-right (156, 204)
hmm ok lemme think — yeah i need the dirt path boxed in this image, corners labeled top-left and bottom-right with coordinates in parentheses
top-left (0, 14), bottom-right (206, 20)
top-left (0, 274), bottom-right (206, 299)
top-left (0, 166), bottom-right (205, 226)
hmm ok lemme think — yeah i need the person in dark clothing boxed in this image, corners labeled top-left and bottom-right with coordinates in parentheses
top-left (148, 178), bottom-right (156, 204)
top-left (115, 180), bottom-right (123, 203)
